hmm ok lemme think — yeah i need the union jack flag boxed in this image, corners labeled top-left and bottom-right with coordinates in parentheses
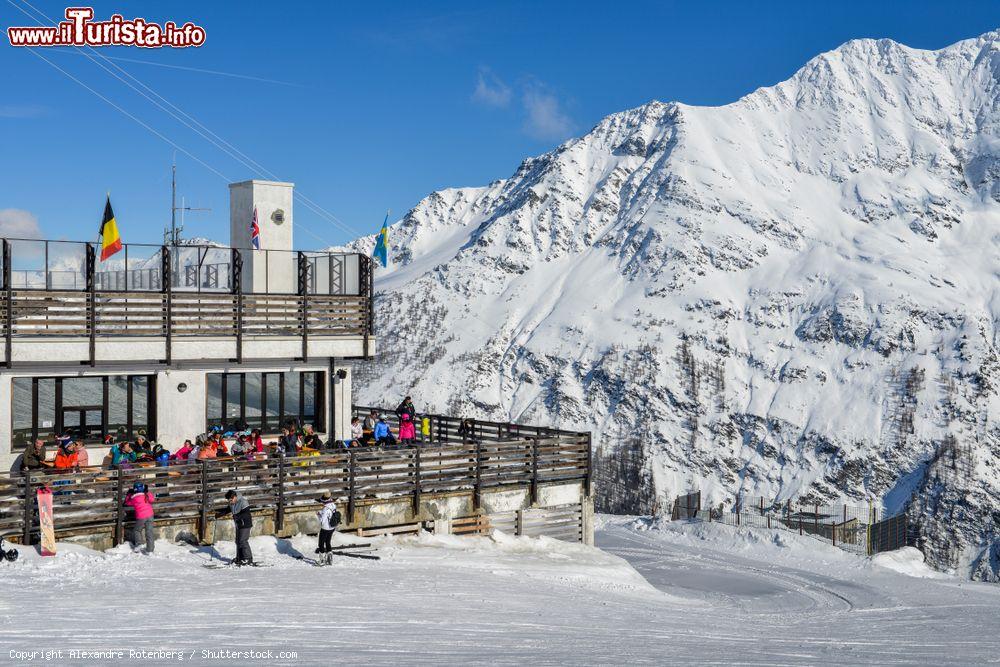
top-left (250, 206), bottom-right (261, 250)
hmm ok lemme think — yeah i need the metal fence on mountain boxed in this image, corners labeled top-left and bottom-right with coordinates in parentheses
top-left (869, 513), bottom-right (908, 554)
top-left (671, 491), bottom-right (701, 520)
top-left (670, 491), bottom-right (910, 557)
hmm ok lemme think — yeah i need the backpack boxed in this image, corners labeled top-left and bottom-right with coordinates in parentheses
top-left (331, 508), bottom-right (342, 529)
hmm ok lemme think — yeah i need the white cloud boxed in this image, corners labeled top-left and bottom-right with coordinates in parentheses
top-left (0, 209), bottom-right (42, 238)
top-left (521, 86), bottom-right (573, 141)
top-left (472, 67), bottom-right (512, 107)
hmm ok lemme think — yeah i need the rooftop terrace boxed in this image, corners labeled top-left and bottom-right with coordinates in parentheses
top-left (0, 238), bottom-right (374, 366)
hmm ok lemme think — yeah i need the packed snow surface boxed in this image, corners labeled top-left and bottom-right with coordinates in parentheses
top-left (3, 519), bottom-right (999, 665)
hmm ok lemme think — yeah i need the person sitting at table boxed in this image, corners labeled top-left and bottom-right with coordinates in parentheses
top-left (111, 441), bottom-right (137, 467)
top-left (21, 439), bottom-right (53, 471)
top-left (362, 410), bottom-right (377, 445)
top-left (349, 417), bottom-right (363, 447)
top-left (249, 429), bottom-right (265, 455)
top-left (133, 435), bottom-right (154, 461)
top-left (230, 435), bottom-right (254, 458)
top-left (53, 440), bottom-right (80, 470)
top-left (277, 426), bottom-right (299, 456)
top-left (209, 432), bottom-right (229, 456)
top-left (196, 442), bottom-right (218, 461)
top-left (301, 423), bottom-right (322, 450)
top-left (172, 439), bottom-right (195, 461)
top-left (74, 441), bottom-right (89, 468)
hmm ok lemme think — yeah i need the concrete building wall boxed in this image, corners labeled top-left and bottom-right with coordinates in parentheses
top-left (0, 336), bottom-right (371, 366)
top-left (330, 365), bottom-right (352, 441)
top-left (155, 368), bottom-right (208, 448)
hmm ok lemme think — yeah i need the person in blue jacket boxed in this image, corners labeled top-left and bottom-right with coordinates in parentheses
top-left (374, 416), bottom-right (394, 446)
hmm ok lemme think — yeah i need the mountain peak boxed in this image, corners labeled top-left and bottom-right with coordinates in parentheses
top-left (355, 30), bottom-right (1000, 579)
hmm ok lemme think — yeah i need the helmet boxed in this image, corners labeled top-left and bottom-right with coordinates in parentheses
top-left (131, 481), bottom-right (146, 494)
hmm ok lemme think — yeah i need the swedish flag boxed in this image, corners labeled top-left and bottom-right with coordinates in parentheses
top-left (372, 212), bottom-right (389, 268)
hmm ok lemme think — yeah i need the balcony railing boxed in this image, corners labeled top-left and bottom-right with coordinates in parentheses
top-left (0, 239), bottom-right (375, 366)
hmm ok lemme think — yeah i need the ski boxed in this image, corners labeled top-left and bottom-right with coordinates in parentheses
top-left (330, 543), bottom-right (372, 550)
top-left (202, 560), bottom-right (271, 569)
top-left (294, 550), bottom-right (380, 564)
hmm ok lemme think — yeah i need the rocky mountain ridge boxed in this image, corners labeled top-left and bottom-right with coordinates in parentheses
top-left (346, 31), bottom-right (1000, 578)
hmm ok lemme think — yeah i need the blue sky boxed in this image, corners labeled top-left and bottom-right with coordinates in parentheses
top-left (1, 1), bottom-right (997, 248)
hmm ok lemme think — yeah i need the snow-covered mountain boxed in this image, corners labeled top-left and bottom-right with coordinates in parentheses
top-left (347, 31), bottom-right (1000, 578)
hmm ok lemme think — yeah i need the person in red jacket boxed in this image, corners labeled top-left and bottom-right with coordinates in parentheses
top-left (52, 441), bottom-right (79, 470)
top-left (124, 481), bottom-right (156, 553)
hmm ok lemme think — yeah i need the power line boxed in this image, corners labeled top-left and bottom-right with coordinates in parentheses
top-left (50, 50), bottom-right (308, 88)
top-left (9, 0), bottom-right (367, 247)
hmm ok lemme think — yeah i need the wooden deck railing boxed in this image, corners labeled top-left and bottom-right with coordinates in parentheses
top-left (0, 426), bottom-right (592, 546)
top-left (0, 240), bottom-right (376, 365)
top-left (2, 291), bottom-right (369, 338)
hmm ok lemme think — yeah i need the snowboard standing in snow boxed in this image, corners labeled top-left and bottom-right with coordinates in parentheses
top-left (36, 487), bottom-right (56, 556)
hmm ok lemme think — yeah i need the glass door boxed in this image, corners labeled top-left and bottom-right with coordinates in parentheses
top-left (60, 406), bottom-right (104, 442)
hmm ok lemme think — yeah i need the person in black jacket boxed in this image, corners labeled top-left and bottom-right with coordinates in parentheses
top-left (218, 490), bottom-right (254, 565)
top-left (395, 396), bottom-right (416, 420)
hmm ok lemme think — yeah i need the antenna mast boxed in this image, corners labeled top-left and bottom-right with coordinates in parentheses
top-left (165, 156), bottom-right (211, 245)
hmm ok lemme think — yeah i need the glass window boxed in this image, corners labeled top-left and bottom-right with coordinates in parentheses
top-left (10, 374), bottom-right (152, 448)
top-left (225, 374), bottom-right (243, 429)
top-left (62, 377), bottom-right (103, 407)
top-left (302, 372), bottom-right (317, 426)
top-left (37, 379), bottom-right (55, 444)
top-left (108, 376), bottom-right (129, 436)
top-left (207, 374), bottom-right (222, 429)
top-left (264, 373), bottom-right (281, 431)
top-left (132, 377), bottom-right (149, 436)
top-left (12, 378), bottom-right (32, 448)
top-left (244, 373), bottom-right (263, 430)
top-left (205, 371), bottom-right (323, 435)
top-left (283, 372), bottom-right (300, 429)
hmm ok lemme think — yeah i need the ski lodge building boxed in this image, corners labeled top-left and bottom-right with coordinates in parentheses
top-left (0, 180), bottom-right (368, 471)
top-left (0, 181), bottom-right (593, 548)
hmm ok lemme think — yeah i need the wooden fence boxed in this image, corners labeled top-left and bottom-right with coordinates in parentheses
top-left (1, 429), bottom-right (592, 546)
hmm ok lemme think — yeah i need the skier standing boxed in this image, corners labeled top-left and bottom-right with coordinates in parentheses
top-left (124, 481), bottom-right (156, 553)
top-left (218, 490), bottom-right (254, 566)
top-left (315, 492), bottom-right (341, 558)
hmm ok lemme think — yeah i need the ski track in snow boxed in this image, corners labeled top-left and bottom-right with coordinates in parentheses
top-left (1, 519), bottom-right (999, 665)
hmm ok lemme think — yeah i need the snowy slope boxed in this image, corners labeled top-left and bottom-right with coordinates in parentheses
top-left (4, 522), bottom-right (1000, 664)
top-left (346, 31), bottom-right (1000, 579)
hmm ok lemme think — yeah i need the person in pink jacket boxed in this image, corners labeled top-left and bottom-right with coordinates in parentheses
top-left (172, 439), bottom-right (195, 461)
top-left (124, 481), bottom-right (156, 553)
top-left (399, 413), bottom-right (416, 445)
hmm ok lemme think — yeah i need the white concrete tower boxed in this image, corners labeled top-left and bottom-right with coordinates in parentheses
top-left (229, 180), bottom-right (295, 293)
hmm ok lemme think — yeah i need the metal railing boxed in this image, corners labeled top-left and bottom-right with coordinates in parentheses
top-left (0, 239), bottom-right (375, 366)
top-left (2, 239), bottom-right (363, 296)
top-left (670, 490), bottom-right (911, 556)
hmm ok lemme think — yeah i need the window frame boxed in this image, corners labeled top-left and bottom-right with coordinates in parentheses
top-left (10, 374), bottom-right (156, 449)
top-left (205, 370), bottom-right (324, 434)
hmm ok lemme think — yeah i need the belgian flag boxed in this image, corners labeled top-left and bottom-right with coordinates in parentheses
top-left (98, 195), bottom-right (122, 261)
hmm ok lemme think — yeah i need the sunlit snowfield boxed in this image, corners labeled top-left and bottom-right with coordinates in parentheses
top-left (2, 516), bottom-right (999, 665)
